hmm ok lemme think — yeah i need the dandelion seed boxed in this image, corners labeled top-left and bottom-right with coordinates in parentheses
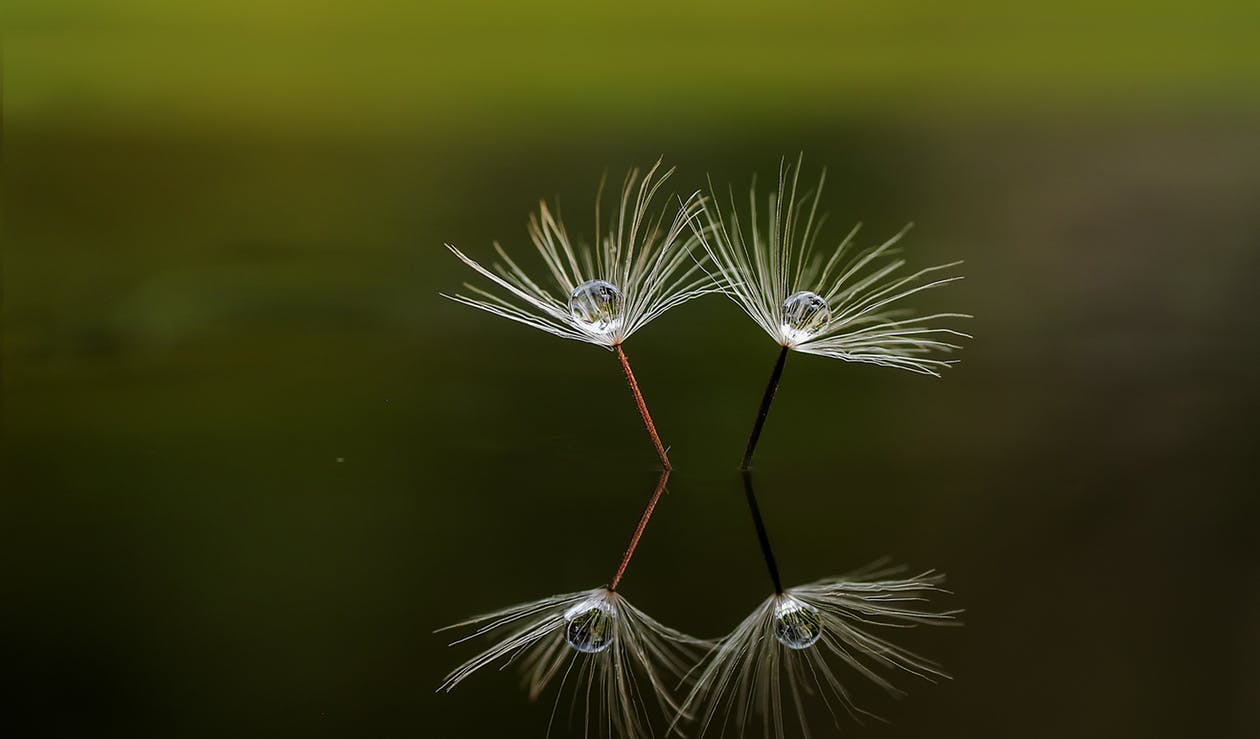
top-left (443, 161), bottom-right (717, 470)
top-left (439, 471), bottom-right (708, 739)
top-left (693, 155), bottom-right (971, 469)
top-left (679, 572), bottom-right (957, 739)
top-left (672, 472), bottom-right (958, 739)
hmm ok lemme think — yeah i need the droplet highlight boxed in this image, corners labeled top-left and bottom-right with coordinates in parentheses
top-left (564, 599), bottom-right (617, 653)
top-left (773, 597), bottom-right (823, 650)
top-left (781, 291), bottom-right (831, 340)
top-left (568, 280), bottom-right (623, 333)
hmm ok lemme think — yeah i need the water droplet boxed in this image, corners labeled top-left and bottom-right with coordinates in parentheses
top-left (564, 599), bottom-right (617, 653)
top-left (568, 280), bottom-right (623, 333)
top-left (774, 597), bottom-right (823, 650)
top-left (781, 291), bottom-right (831, 340)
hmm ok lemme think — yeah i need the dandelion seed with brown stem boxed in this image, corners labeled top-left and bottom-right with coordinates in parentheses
top-left (438, 471), bottom-right (708, 739)
top-left (443, 161), bottom-right (717, 470)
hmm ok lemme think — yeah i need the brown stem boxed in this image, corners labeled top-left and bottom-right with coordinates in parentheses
top-left (614, 344), bottom-right (672, 471)
top-left (609, 470), bottom-right (670, 591)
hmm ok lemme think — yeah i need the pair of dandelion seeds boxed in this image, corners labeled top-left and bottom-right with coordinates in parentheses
top-left (438, 159), bottom-right (968, 738)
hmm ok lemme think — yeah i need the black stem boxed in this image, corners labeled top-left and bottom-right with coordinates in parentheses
top-left (740, 346), bottom-right (789, 470)
top-left (741, 470), bottom-right (783, 594)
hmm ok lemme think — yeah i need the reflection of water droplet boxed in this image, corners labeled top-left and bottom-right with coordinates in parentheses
top-left (774, 597), bottom-right (823, 650)
top-left (564, 598), bottom-right (617, 653)
top-left (781, 291), bottom-right (831, 340)
top-left (568, 280), bottom-right (623, 333)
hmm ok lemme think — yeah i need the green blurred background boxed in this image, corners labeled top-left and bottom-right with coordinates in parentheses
top-left (4, 1), bottom-right (1259, 736)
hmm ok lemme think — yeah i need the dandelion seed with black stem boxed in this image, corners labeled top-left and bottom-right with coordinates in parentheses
top-left (693, 156), bottom-right (971, 469)
top-left (671, 471), bottom-right (959, 739)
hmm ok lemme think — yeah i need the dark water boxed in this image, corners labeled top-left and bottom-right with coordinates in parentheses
top-left (5, 108), bottom-right (1259, 738)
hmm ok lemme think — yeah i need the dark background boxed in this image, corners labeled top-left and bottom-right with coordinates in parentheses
top-left (4, 2), bottom-right (1259, 736)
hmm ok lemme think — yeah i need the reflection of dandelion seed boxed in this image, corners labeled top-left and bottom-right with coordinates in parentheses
top-left (438, 472), bottom-right (708, 739)
top-left (673, 472), bottom-right (958, 739)
top-left (443, 161), bottom-right (716, 469)
top-left (693, 155), bottom-right (970, 468)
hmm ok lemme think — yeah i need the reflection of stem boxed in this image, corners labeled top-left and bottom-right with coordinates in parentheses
top-left (741, 470), bottom-right (784, 594)
top-left (740, 345), bottom-right (790, 470)
top-left (614, 344), bottom-right (671, 471)
top-left (609, 470), bottom-right (670, 592)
